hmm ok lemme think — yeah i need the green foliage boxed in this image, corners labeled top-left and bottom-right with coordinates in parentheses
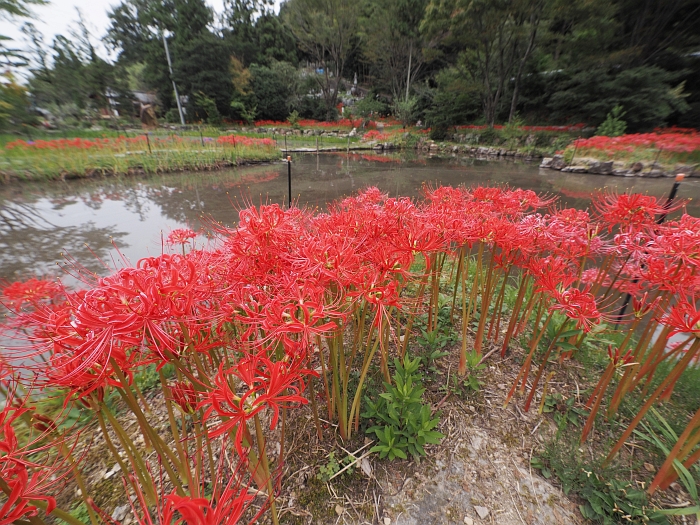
top-left (287, 109), bottom-right (300, 127)
top-left (393, 97), bottom-right (418, 127)
top-left (249, 62), bottom-right (299, 121)
top-left (536, 438), bottom-right (667, 525)
top-left (134, 363), bottom-right (175, 391)
top-left (363, 356), bottom-right (444, 460)
top-left (548, 66), bottom-right (690, 131)
top-left (354, 95), bottom-right (388, 119)
top-left (193, 91), bottom-right (222, 124)
top-left (0, 73), bottom-right (37, 131)
top-left (596, 105), bottom-right (627, 137)
top-left (316, 451), bottom-right (355, 481)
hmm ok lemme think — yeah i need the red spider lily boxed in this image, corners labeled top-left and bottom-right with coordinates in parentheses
top-left (171, 381), bottom-right (199, 414)
top-left (550, 288), bottom-right (602, 332)
top-left (592, 191), bottom-right (683, 231)
top-left (632, 292), bottom-right (660, 318)
top-left (660, 298), bottom-right (700, 338)
top-left (167, 228), bottom-right (198, 246)
top-left (0, 466), bottom-right (57, 525)
top-left (1, 278), bottom-right (63, 312)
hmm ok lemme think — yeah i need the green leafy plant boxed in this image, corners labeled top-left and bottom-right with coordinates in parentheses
top-left (537, 438), bottom-right (667, 525)
top-left (596, 105), bottom-right (627, 137)
top-left (636, 409), bottom-right (700, 522)
top-left (363, 356), bottom-right (444, 460)
top-left (462, 349), bottom-right (486, 392)
top-left (316, 451), bottom-right (355, 481)
top-left (287, 109), bottom-right (300, 127)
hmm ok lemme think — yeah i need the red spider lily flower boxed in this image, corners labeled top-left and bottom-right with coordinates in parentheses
top-left (607, 345), bottom-right (634, 367)
top-left (1, 278), bottom-right (63, 312)
top-left (200, 366), bottom-right (261, 455)
top-left (632, 292), bottom-right (660, 319)
top-left (171, 381), bottom-right (198, 414)
top-left (0, 467), bottom-right (57, 524)
top-left (593, 191), bottom-right (684, 232)
top-left (660, 298), bottom-right (700, 338)
top-left (166, 228), bottom-right (197, 246)
top-left (550, 288), bottom-right (602, 332)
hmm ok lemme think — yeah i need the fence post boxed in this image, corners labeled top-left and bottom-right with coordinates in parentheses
top-left (287, 155), bottom-right (292, 209)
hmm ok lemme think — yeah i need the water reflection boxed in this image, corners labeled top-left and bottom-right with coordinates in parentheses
top-left (1, 153), bottom-right (699, 282)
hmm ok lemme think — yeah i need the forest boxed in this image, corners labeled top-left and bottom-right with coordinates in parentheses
top-left (1, 0), bottom-right (699, 133)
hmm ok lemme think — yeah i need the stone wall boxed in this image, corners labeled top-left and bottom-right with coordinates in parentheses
top-left (539, 155), bottom-right (699, 178)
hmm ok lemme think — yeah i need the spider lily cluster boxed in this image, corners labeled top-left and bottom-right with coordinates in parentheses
top-left (1, 185), bottom-right (699, 523)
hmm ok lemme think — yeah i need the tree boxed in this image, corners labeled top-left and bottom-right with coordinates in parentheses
top-left (0, 0), bottom-right (47, 66)
top-left (360, 0), bottom-right (428, 101)
top-left (0, 72), bottom-right (37, 131)
top-left (422, 0), bottom-right (549, 126)
top-left (249, 61), bottom-right (299, 120)
top-left (284, 0), bottom-right (360, 120)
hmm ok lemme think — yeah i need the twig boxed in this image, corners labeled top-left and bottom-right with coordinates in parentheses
top-left (328, 450), bottom-right (374, 481)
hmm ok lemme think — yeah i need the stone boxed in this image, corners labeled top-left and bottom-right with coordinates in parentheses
top-left (349, 128), bottom-right (357, 137)
top-left (464, 517), bottom-right (474, 525)
top-left (361, 457), bottom-right (373, 477)
top-left (383, 518), bottom-right (392, 525)
top-left (631, 161), bottom-right (644, 172)
top-left (474, 506), bottom-right (490, 519)
top-left (335, 505), bottom-right (344, 515)
top-left (540, 157), bottom-right (554, 168)
top-left (550, 155), bottom-right (566, 170)
top-left (112, 505), bottom-right (130, 522)
top-left (561, 165), bottom-right (588, 173)
top-left (588, 160), bottom-right (614, 175)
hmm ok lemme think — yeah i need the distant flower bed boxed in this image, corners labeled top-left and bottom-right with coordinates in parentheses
top-left (573, 129), bottom-right (700, 155)
top-left (362, 130), bottom-right (391, 142)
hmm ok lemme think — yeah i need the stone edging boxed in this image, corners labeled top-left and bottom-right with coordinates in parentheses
top-left (540, 155), bottom-right (699, 178)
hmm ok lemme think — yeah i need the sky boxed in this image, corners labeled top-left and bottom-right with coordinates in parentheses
top-left (2, 0), bottom-right (279, 62)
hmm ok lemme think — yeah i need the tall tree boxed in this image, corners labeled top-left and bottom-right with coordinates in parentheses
top-left (422, 0), bottom-right (549, 126)
top-left (0, 0), bottom-right (47, 66)
top-left (284, 0), bottom-right (360, 119)
top-left (360, 0), bottom-right (428, 101)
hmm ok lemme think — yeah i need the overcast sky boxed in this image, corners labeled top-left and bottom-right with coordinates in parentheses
top-left (3, 0), bottom-right (279, 62)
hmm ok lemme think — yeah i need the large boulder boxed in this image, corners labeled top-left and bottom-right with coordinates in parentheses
top-left (550, 155), bottom-right (566, 170)
top-left (588, 161), bottom-right (614, 175)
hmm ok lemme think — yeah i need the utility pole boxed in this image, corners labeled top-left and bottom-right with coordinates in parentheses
top-left (162, 31), bottom-right (186, 126)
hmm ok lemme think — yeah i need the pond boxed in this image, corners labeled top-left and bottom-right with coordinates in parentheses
top-left (2, 152), bottom-right (699, 283)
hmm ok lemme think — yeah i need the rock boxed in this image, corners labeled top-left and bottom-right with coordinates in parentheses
top-left (612, 169), bottom-right (629, 177)
top-left (335, 505), bottom-right (344, 516)
top-left (561, 165), bottom-right (588, 173)
top-left (349, 128), bottom-right (357, 137)
top-left (383, 518), bottom-right (392, 525)
top-left (631, 162), bottom-right (644, 172)
top-left (474, 506), bottom-right (490, 519)
top-left (588, 161), bottom-right (614, 175)
top-left (464, 517), bottom-right (474, 525)
top-left (112, 505), bottom-right (130, 522)
top-left (550, 155), bottom-right (566, 170)
top-left (643, 462), bottom-right (655, 472)
top-left (643, 170), bottom-right (664, 178)
top-left (104, 463), bottom-right (121, 479)
top-left (361, 457), bottom-right (373, 477)
top-left (540, 157), bottom-right (554, 168)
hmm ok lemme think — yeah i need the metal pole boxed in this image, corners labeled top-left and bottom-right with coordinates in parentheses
top-left (162, 32), bottom-right (186, 126)
top-left (287, 155), bottom-right (292, 209)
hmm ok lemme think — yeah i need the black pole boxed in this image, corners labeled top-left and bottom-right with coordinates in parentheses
top-left (617, 174), bottom-right (686, 322)
top-left (287, 155), bottom-right (292, 209)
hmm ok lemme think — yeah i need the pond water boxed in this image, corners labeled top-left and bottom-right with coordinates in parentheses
top-left (2, 152), bottom-right (699, 283)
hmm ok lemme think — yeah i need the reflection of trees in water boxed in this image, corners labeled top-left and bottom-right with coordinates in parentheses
top-left (0, 200), bottom-right (128, 280)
